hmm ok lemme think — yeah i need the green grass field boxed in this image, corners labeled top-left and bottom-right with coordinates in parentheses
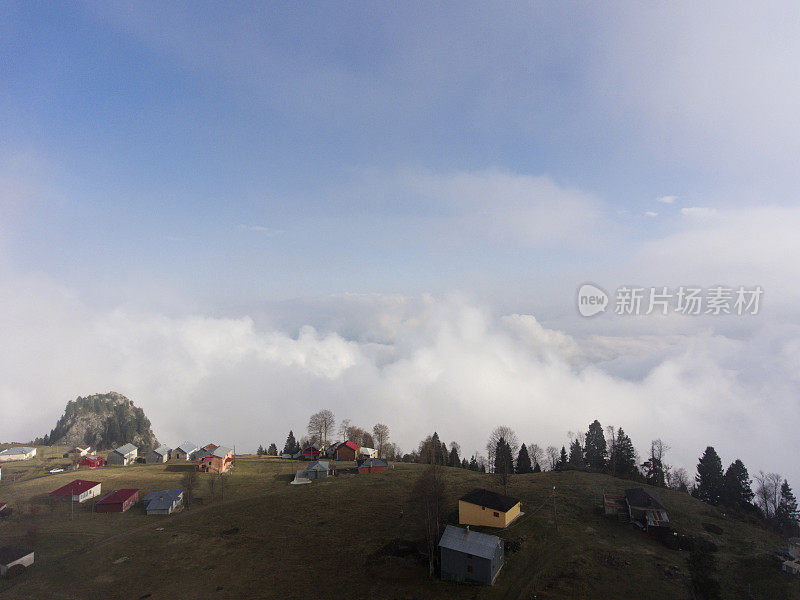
top-left (1, 450), bottom-right (798, 600)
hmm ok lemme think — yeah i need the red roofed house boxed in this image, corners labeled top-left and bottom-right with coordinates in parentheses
top-left (96, 489), bottom-right (139, 513)
top-left (79, 455), bottom-right (105, 468)
top-left (301, 445), bottom-right (320, 460)
top-left (357, 458), bottom-right (389, 474)
top-left (49, 480), bottom-right (102, 503)
top-left (335, 440), bottom-right (358, 461)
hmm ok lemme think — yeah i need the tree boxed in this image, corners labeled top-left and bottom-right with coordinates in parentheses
top-left (568, 439), bottom-right (583, 470)
top-left (283, 430), bottom-right (300, 455)
top-left (411, 463), bottom-right (448, 578)
top-left (532, 461), bottom-right (541, 473)
top-left (307, 409), bottom-right (336, 450)
top-left (754, 471), bottom-right (782, 519)
top-left (372, 423), bottom-right (390, 458)
top-left (448, 442), bottom-right (461, 468)
top-left (515, 444), bottom-right (533, 474)
top-left (583, 420), bottom-right (607, 470)
top-left (776, 480), bottom-right (799, 534)
top-left (337, 419), bottom-right (351, 442)
top-left (494, 437), bottom-right (514, 479)
top-left (418, 432), bottom-right (446, 464)
top-left (721, 459), bottom-right (754, 509)
top-left (609, 428), bottom-right (637, 478)
top-left (668, 467), bottom-right (691, 492)
top-left (694, 446), bottom-right (724, 505)
top-left (267, 443), bottom-right (278, 456)
top-left (469, 455), bottom-right (479, 471)
top-left (181, 468), bottom-right (198, 508)
top-left (256, 444), bottom-right (265, 456)
top-left (546, 446), bottom-right (559, 471)
top-left (461, 457), bottom-right (469, 469)
top-left (487, 426), bottom-right (519, 473)
top-left (557, 446), bottom-right (568, 471)
top-left (605, 425), bottom-right (618, 476)
top-left (527, 443), bottom-right (544, 470)
top-left (642, 440), bottom-right (669, 488)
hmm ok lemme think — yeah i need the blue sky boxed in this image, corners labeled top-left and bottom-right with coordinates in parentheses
top-left (2, 2), bottom-right (800, 483)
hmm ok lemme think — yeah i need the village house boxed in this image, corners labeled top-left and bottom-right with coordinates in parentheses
top-left (0, 447), bottom-right (36, 463)
top-left (172, 441), bottom-right (199, 461)
top-left (197, 446), bottom-right (233, 473)
top-left (49, 479), bottom-right (102, 503)
top-left (305, 460), bottom-right (329, 479)
top-left (459, 488), bottom-right (521, 528)
top-left (783, 538), bottom-right (800, 576)
top-left (357, 458), bottom-right (388, 474)
top-left (146, 445), bottom-right (171, 464)
top-left (107, 443), bottom-right (138, 466)
top-left (439, 525), bottom-right (504, 585)
top-left (358, 446), bottom-right (378, 459)
top-left (334, 440), bottom-right (358, 461)
top-left (625, 488), bottom-right (670, 531)
top-left (301, 445), bottom-right (321, 460)
top-left (143, 490), bottom-right (184, 515)
top-left (96, 489), bottom-right (139, 513)
top-left (0, 546), bottom-right (34, 578)
top-left (79, 455), bottom-right (105, 468)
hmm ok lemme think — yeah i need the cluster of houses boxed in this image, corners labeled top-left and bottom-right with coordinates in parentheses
top-left (62, 442), bottom-right (234, 474)
top-left (282, 440), bottom-right (377, 462)
top-left (285, 440), bottom-right (388, 485)
top-left (48, 479), bottom-right (185, 516)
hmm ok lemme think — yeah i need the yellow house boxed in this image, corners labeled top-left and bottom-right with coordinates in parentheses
top-left (458, 488), bottom-right (521, 528)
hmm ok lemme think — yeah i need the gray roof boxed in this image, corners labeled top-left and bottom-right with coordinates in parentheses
top-left (307, 460), bottom-right (330, 471)
top-left (625, 488), bottom-right (667, 510)
top-left (360, 458), bottom-right (388, 468)
top-left (0, 546), bottom-right (33, 565)
top-left (438, 525), bottom-right (501, 560)
top-left (0, 446), bottom-right (35, 455)
top-left (176, 442), bottom-right (198, 454)
top-left (151, 445), bottom-right (171, 456)
top-left (143, 490), bottom-right (183, 511)
top-left (114, 443), bottom-right (138, 456)
top-left (210, 445), bottom-right (232, 458)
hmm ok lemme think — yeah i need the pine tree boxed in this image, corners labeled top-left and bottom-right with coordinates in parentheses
top-left (469, 455), bottom-right (479, 471)
top-left (494, 437), bottom-right (514, 475)
top-left (584, 420), bottom-right (607, 470)
top-left (557, 446), bottom-right (568, 471)
top-left (776, 480), bottom-right (799, 534)
top-left (461, 457), bottom-right (469, 469)
top-left (515, 443), bottom-right (533, 474)
top-left (610, 428), bottom-right (637, 478)
top-left (722, 459), bottom-right (754, 509)
top-left (694, 446), bottom-right (724, 505)
top-left (532, 461), bottom-right (541, 473)
top-left (568, 439), bottom-right (584, 470)
top-left (448, 445), bottom-right (461, 468)
top-left (267, 443), bottom-right (278, 456)
top-left (256, 444), bottom-right (265, 456)
top-left (283, 430), bottom-right (299, 455)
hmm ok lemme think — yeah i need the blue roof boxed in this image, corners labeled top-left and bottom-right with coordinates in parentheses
top-left (307, 460), bottom-right (329, 471)
top-left (143, 490), bottom-right (183, 511)
top-left (0, 446), bottom-right (35, 455)
top-left (360, 458), bottom-right (388, 468)
top-left (439, 525), bottom-right (501, 560)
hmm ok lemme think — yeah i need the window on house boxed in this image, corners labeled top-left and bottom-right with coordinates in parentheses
top-left (481, 506), bottom-right (485, 510)
top-left (493, 511), bottom-right (499, 517)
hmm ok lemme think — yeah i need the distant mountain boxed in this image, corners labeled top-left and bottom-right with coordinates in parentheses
top-left (35, 391), bottom-right (159, 451)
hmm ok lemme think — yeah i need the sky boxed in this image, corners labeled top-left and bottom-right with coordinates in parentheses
top-left (2, 2), bottom-right (800, 485)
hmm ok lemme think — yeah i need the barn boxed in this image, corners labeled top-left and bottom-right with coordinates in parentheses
top-left (306, 460), bottom-right (329, 479)
top-left (146, 445), bottom-right (171, 464)
top-left (143, 490), bottom-right (184, 515)
top-left (79, 455), bottom-right (105, 468)
top-left (357, 458), bottom-right (388, 474)
top-left (0, 447), bottom-right (36, 463)
top-left (439, 525), bottom-right (504, 585)
top-left (458, 488), bottom-right (521, 528)
top-left (625, 488), bottom-right (670, 530)
top-left (301, 445), bottom-right (320, 460)
top-left (335, 440), bottom-right (358, 461)
top-left (0, 546), bottom-right (34, 578)
top-left (107, 443), bottom-right (138, 466)
top-left (49, 479), bottom-right (102, 503)
top-left (96, 489), bottom-right (139, 513)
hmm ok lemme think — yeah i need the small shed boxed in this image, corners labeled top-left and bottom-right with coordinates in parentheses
top-left (107, 443), bottom-right (138, 466)
top-left (49, 479), bottom-right (102, 503)
top-left (439, 525), bottom-right (504, 585)
top-left (459, 488), bottom-right (521, 528)
top-left (143, 490), bottom-right (184, 515)
top-left (625, 488), bottom-right (670, 530)
top-left (173, 442), bottom-right (200, 461)
top-left (96, 489), bottom-right (139, 513)
top-left (335, 440), bottom-right (358, 461)
top-left (147, 445), bottom-right (171, 464)
top-left (306, 460), bottom-right (329, 479)
top-left (79, 455), bottom-right (105, 468)
top-left (357, 458), bottom-right (388, 474)
top-left (0, 546), bottom-right (34, 577)
top-left (301, 445), bottom-right (320, 460)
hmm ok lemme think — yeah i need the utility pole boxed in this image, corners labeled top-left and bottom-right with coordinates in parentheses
top-left (552, 486), bottom-right (558, 534)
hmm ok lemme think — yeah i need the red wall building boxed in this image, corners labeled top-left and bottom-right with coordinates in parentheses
top-left (96, 489), bottom-right (139, 513)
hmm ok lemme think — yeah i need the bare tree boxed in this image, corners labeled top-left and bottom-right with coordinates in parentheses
top-left (372, 423), bottom-right (390, 458)
top-left (546, 446), bottom-right (559, 471)
top-left (307, 409), bottom-right (336, 450)
top-left (337, 418), bottom-right (351, 442)
top-left (667, 467), bottom-right (691, 492)
top-left (181, 468), bottom-right (199, 508)
top-left (528, 443), bottom-right (544, 470)
top-left (412, 463), bottom-right (448, 578)
top-left (755, 471), bottom-right (783, 518)
top-left (486, 426), bottom-right (519, 473)
top-left (605, 426), bottom-right (618, 476)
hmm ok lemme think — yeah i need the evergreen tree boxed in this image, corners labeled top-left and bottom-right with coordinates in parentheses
top-left (461, 457), bottom-right (469, 469)
top-left (584, 420), bottom-right (607, 470)
top-left (448, 445), bottom-right (461, 468)
top-left (267, 443), bottom-right (278, 456)
top-left (557, 446), bottom-right (568, 471)
top-left (776, 479), bottom-right (799, 534)
top-left (515, 443), bottom-right (533, 474)
top-left (694, 446), bottom-right (725, 505)
top-left (722, 459), bottom-right (754, 509)
top-left (256, 444), bottom-right (265, 456)
top-left (469, 455), bottom-right (479, 471)
top-left (441, 441), bottom-right (449, 466)
top-left (532, 461), bottom-right (541, 473)
top-left (494, 437), bottom-right (514, 475)
top-left (609, 428), bottom-right (637, 478)
top-left (568, 439), bottom-right (584, 470)
top-left (283, 430), bottom-right (299, 455)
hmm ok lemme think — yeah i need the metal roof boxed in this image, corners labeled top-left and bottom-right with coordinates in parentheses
top-left (143, 490), bottom-right (183, 511)
top-left (625, 488), bottom-right (667, 510)
top-left (306, 461), bottom-right (330, 471)
top-left (0, 546), bottom-right (33, 565)
top-left (360, 458), bottom-right (388, 468)
top-left (0, 446), bottom-right (35, 455)
top-left (114, 443), bottom-right (138, 455)
top-left (438, 525), bottom-right (501, 560)
top-left (49, 479), bottom-right (101, 496)
top-left (177, 442), bottom-right (198, 454)
top-left (97, 489), bottom-right (139, 505)
top-left (459, 488), bottom-right (520, 513)
top-left (151, 445), bottom-right (171, 456)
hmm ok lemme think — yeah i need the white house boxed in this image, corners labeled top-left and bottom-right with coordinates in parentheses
top-left (172, 442), bottom-right (199, 461)
top-left (49, 479), bottom-right (102, 503)
top-left (107, 443), bottom-right (138, 466)
top-left (0, 447), bottom-right (36, 463)
top-left (146, 445), bottom-right (171, 464)
top-left (0, 547), bottom-right (34, 577)
top-left (358, 447), bottom-right (378, 459)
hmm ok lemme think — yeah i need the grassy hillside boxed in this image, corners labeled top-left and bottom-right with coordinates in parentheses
top-left (1, 455), bottom-right (798, 600)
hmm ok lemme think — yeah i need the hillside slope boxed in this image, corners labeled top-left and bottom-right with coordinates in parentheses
top-left (34, 391), bottom-right (158, 450)
top-left (0, 461), bottom-right (797, 599)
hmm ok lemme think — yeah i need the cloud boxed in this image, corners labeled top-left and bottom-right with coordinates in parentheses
top-left (645, 211), bottom-right (658, 217)
top-left (238, 225), bottom-right (285, 236)
top-left (656, 196), bottom-right (676, 204)
top-left (680, 207), bottom-right (717, 219)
